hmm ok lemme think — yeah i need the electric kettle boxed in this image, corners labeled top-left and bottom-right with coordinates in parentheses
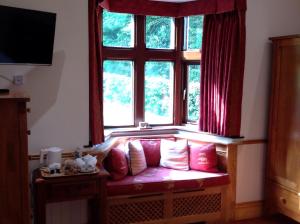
top-left (40, 147), bottom-right (63, 167)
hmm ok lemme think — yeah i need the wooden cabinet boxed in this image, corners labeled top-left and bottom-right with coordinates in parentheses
top-left (0, 93), bottom-right (30, 224)
top-left (266, 35), bottom-right (300, 221)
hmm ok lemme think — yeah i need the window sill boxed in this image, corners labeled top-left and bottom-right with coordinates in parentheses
top-left (104, 125), bottom-right (244, 145)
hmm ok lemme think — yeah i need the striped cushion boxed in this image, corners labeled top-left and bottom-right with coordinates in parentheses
top-left (127, 140), bottom-right (147, 176)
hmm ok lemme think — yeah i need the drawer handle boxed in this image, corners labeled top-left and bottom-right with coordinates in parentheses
top-left (280, 197), bottom-right (287, 204)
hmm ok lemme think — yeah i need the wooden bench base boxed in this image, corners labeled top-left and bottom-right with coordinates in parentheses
top-left (107, 186), bottom-right (228, 224)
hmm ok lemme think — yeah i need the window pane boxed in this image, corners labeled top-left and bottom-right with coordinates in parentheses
top-left (146, 16), bottom-right (175, 49)
top-left (186, 16), bottom-right (203, 50)
top-left (102, 10), bottom-right (134, 48)
top-left (145, 61), bottom-right (174, 124)
top-left (187, 65), bottom-right (200, 121)
top-left (103, 60), bottom-right (134, 126)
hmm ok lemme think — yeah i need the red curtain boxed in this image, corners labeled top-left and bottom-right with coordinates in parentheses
top-left (100, 0), bottom-right (246, 17)
top-left (89, 0), bottom-right (104, 144)
top-left (199, 9), bottom-right (246, 137)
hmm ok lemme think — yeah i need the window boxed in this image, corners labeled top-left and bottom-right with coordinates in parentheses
top-left (184, 15), bottom-right (203, 50)
top-left (103, 60), bottom-right (134, 126)
top-left (102, 10), bottom-right (134, 48)
top-left (145, 61), bottom-right (174, 124)
top-left (146, 16), bottom-right (175, 49)
top-left (102, 10), bottom-right (203, 127)
top-left (186, 64), bottom-right (201, 122)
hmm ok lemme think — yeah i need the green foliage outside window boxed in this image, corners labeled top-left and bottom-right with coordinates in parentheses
top-left (102, 10), bottom-right (134, 48)
top-left (103, 60), bottom-right (133, 126)
top-left (145, 61), bottom-right (173, 123)
top-left (146, 16), bottom-right (174, 49)
top-left (188, 65), bottom-right (201, 121)
top-left (102, 11), bottom-right (203, 124)
top-left (187, 15), bottom-right (203, 50)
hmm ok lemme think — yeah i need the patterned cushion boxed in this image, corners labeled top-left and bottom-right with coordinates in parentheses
top-left (160, 139), bottom-right (189, 170)
top-left (104, 147), bottom-right (128, 180)
top-left (189, 144), bottom-right (218, 172)
top-left (126, 140), bottom-right (147, 176)
top-left (107, 167), bottom-right (229, 196)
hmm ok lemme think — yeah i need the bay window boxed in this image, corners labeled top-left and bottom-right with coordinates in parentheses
top-left (102, 10), bottom-right (203, 127)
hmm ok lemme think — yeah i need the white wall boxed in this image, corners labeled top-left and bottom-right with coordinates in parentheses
top-left (241, 0), bottom-right (300, 139)
top-left (1, 0), bottom-right (300, 222)
top-left (236, 0), bottom-right (300, 203)
top-left (0, 1), bottom-right (90, 222)
top-left (0, 0), bottom-right (90, 154)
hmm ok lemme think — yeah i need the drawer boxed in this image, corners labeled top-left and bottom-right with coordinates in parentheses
top-left (271, 184), bottom-right (300, 214)
top-left (47, 181), bottom-right (97, 201)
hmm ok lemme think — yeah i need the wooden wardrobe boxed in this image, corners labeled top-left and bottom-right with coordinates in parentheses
top-left (266, 35), bottom-right (300, 221)
top-left (0, 93), bottom-right (30, 224)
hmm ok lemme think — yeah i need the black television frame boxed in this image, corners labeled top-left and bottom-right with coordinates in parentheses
top-left (0, 5), bottom-right (56, 65)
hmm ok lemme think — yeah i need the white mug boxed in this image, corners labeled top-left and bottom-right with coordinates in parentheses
top-left (40, 147), bottom-right (63, 167)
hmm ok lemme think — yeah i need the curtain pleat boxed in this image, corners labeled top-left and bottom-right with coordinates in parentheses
top-left (100, 0), bottom-right (246, 17)
top-left (199, 9), bottom-right (246, 137)
top-left (88, 0), bottom-right (104, 144)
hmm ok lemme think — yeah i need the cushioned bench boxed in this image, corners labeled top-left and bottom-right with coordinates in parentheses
top-left (107, 167), bottom-right (229, 196)
top-left (97, 135), bottom-right (237, 224)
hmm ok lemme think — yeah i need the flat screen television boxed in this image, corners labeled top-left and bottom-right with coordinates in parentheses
top-left (0, 5), bottom-right (56, 65)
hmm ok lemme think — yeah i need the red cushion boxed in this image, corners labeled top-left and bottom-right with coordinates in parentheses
top-left (105, 148), bottom-right (129, 180)
top-left (107, 167), bottom-right (229, 196)
top-left (189, 144), bottom-right (218, 172)
top-left (140, 139), bottom-right (161, 166)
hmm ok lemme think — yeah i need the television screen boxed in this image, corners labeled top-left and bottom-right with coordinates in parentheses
top-left (0, 5), bottom-right (56, 65)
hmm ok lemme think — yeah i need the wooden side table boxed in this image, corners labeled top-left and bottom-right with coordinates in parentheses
top-left (33, 169), bottom-right (109, 224)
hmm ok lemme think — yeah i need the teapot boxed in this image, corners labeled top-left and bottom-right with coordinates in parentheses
top-left (40, 147), bottom-right (63, 167)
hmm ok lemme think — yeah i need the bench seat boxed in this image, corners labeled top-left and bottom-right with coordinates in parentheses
top-left (107, 167), bottom-right (229, 196)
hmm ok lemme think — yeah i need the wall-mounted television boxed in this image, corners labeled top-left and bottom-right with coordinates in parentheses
top-left (0, 5), bottom-right (56, 65)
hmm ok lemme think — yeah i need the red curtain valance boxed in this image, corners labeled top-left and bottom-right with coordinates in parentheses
top-left (99, 0), bottom-right (246, 17)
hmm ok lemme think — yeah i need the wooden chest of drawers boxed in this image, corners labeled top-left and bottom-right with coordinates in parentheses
top-left (0, 93), bottom-right (30, 224)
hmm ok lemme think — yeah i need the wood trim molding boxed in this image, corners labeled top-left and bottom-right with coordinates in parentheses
top-left (226, 144), bottom-right (238, 221)
top-left (238, 139), bottom-right (267, 145)
top-left (235, 201), bottom-right (263, 220)
top-left (181, 51), bottom-right (201, 61)
top-left (28, 152), bottom-right (75, 161)
top-left (28, 150), bottom-right (95, 161)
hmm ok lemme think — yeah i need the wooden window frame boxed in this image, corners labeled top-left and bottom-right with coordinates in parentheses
top-left (102, 13), bottom-right (201, 128)
top-left (182, 61), bottom-right (201, 124)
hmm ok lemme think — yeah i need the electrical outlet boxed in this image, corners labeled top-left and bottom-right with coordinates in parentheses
top-left (13, 75), bottom-right (24, 85)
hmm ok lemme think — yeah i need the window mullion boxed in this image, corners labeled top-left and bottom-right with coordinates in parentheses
top-left (134, 15), bottom-right (146, 126)
top-left (182, 63), bottom-right (188, 123)
top-left (174, 17), bottom-right (184, 125)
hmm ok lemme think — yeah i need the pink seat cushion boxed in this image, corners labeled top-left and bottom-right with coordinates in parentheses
top-left (107, 167), bottom-right (229, 196)
top-left (140, 139), bottom-right (161, 166)
top-left (189, 144), bottom-right (218, 172)
top-left (104, 148), bottom-right (128, 181)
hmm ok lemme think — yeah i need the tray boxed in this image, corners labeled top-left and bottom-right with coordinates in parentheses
top-left (40, 166), bottom-right (100, 179)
